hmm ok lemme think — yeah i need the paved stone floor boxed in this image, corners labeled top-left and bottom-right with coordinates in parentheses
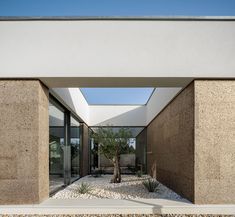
top-left (0, 215), bottom-right (234, 217)
top-left (0, 199), bottom-right (234, 215)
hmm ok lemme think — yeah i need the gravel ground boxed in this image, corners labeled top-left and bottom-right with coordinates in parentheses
top-left (52, 175), bottom-right (187, 201)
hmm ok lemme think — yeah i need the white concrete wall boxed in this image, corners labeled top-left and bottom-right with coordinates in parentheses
top-left (89, 88), bottom-right (182, 126)
top-left (51, 87), bottom-right (182, 126)
top-left (146, 88), bottom-right (182, 124)
top-left (89, 105), bottom-right (146, 126)
top-left (51, 88), bottom-right (90, 124)
top-left (0, 20), bottom-right (235, 87)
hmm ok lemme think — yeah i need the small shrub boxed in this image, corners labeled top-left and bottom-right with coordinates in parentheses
top-left (77, 182), bottom-right (92, 194)
top-left (136, 170), bottom-right (142, 177)
top-left (142, 179), bottom-right (160, 192)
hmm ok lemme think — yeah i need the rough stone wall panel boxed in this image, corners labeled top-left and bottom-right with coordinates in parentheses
top-left (194, 80), bottom-right (235, 204)
top-left (0, 80), bottom-right (49, 204)
top-left (147, 83), bottom-right (195, 202)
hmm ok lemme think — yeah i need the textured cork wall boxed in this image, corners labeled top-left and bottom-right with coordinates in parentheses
top-left (0, 80), bottom-right (49, 204)
top-left (81, 123), bottom-right (90, 176)
top-left (147, 83), bottom-right (195, 202)
top-left (147, 80), bottom-right (235, 204)
top-left (194, 80), bottom-right (235, 204)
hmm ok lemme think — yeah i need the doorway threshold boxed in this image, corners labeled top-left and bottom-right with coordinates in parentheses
top-left (0, 198), bottom-right (234, 215)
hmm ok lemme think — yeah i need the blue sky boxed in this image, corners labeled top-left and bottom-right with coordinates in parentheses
top-left (80, 88), bottom-right (154, 105)
top-left (1, 0), bottom-right (234, 104)
top-left (0, 0), bottom-right (235, 16)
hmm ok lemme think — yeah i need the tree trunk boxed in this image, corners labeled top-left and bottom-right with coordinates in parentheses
top-left (111, 156), bottom-right (121, 183)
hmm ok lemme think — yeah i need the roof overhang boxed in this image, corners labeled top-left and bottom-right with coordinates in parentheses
top-left (0, 17), bottom-right (235, 88)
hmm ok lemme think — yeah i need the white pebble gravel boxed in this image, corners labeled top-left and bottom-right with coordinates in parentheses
top-left (52, 175), bottom-right (185, 201)
top-left (52, 175), bottom-right (186, 201)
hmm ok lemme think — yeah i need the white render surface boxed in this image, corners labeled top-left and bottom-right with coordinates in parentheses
top-left (89, 105), bottom-right (146, 126)
top-left (51, 88), bottom-right (90, 124)
top-left (146, 87), bottom-right (181, 124)
top-left (52, 88), bottom-right (181, 126)
top-left (0, 198), bottom-right (234, 215)
top-left (0, 19), bottom-right (235, 87)
top-left (52, 175), bottom-right (186, 200)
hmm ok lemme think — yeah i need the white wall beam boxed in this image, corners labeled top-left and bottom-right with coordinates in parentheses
top-left (0, 19), bottom-right (235, 87)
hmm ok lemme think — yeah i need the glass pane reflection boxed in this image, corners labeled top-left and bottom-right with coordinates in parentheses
top-left (71, 116), bottom-right (80, 179)
top-left (49, 102), bottom-right (65, 192)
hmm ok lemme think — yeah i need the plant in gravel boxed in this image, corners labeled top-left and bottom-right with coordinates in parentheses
top-left (142, 179), bottom-right (160, 192)
top-left (136, 170), bottom-right (142, 177)
top-left (77, 182), bottom-right (92, 194)
top-left (93, 126), bottom-right (132, 183)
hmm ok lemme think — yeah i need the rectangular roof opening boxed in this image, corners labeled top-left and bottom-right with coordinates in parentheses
top-left (80, 88), bottom-right (155, 105)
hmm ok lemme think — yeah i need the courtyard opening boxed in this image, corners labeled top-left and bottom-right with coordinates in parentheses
top-left (48, 87), bottom-right (189, 202)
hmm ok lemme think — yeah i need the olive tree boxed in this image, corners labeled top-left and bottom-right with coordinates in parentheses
top-left (93, 127), bottom-right (132, 183)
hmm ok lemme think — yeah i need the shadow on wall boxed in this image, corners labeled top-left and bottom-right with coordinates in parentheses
top-left (93, 106), bottom-right (146, 126)
top-left (51, 88), bottom-right (146, 126)
top-left (52, 88), bottom-right (77, 112)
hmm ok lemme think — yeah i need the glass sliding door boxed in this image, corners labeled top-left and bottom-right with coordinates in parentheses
top-left (49, 101), bottom-right (65, 192)
top-left (49, 96), bottom-right (83, 193)
top-left (70, 116), bottom-right (81, 181)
